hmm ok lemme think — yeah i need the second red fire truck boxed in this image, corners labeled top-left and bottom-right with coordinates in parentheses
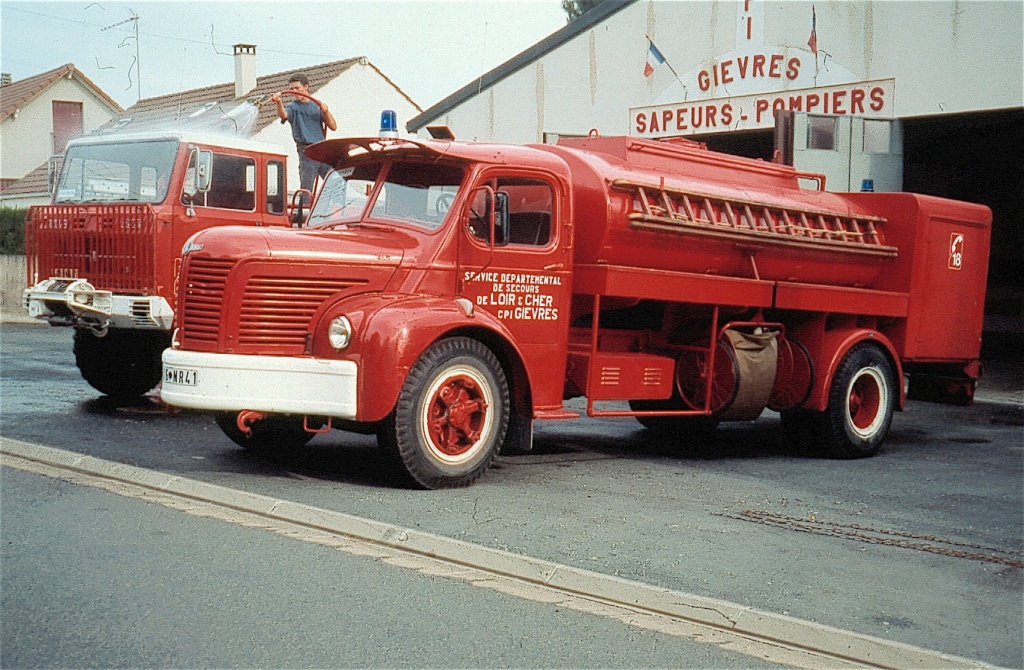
top-left (23, 129), bottom-right (299, 399)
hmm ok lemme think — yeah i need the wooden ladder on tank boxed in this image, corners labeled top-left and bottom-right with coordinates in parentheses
top-left (613, 179), bottom-right (896, 255)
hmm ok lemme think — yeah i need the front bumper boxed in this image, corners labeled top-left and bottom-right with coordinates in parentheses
top-left (22, 277), bottom-right (172, 330)
top-left (161, 348), bottom-right (358, 419)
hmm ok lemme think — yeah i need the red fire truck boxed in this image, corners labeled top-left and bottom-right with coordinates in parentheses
top-left (161, 131), bottom-right (990, 489)
top-left (23, 130), bottom-right (299, 400)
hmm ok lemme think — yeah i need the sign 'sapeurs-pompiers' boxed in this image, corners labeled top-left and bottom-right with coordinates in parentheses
top-left (161, 117), bottom-right (991, 489)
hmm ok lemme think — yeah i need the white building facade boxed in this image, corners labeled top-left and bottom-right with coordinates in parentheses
top-left (409, 1), bottom-right (1021, 145)
top-left (408, 0), bottom-right (1023, 339)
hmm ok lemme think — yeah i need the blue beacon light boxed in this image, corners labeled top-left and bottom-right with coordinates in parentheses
top-left (379, 110), bottom-right (398, 138)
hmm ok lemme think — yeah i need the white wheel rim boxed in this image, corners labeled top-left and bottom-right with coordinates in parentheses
top-left (418, 363), bottom-right (496, 466)
top-left (845, 366), bottom-right (888, 439)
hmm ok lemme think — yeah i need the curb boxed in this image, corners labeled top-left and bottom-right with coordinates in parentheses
top-left (0, 437), bottom-right (1003, 670)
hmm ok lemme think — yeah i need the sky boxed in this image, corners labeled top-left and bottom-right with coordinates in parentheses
top-left (1, 1), bottom-right (568, 112)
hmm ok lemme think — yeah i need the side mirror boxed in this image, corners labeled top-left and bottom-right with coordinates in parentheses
top-left (494, 192), bottom-right (510, 246)
top-left (195, 150), bottom-right (213, 193)
top-left (182, 149), bottom-right (213, 198)
top-left (468, 187), bottom-right (510, 246)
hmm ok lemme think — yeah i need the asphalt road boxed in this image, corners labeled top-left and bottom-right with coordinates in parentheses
top-left (2, 323), bottom-right (1022, 668)
top-left (3, 465), bottom-right (787, 669)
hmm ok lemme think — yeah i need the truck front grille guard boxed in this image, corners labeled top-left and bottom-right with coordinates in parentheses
top-left (237, 276), bottom-right (368, 349)
top-left (179, 258), bottom-right (233, 345)
top-left (26, 205), bottom-right (158, 292)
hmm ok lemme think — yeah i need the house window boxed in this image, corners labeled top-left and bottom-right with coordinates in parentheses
top-left (52, 101), bottom-right (83, 155)
top-left (863, 119), bottom-right (893, 154)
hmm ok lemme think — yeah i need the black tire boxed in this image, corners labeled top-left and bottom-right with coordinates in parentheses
top-left (74, 328), bottom-right (170, 400)
top-left (820, 344), bottom-right (896, 458)
top-left (379, 337), bottom-right (509, 489)
top-left (629, 398), bottom-right (720, 437)
top-left (214, 413), bottom-right (314, 452)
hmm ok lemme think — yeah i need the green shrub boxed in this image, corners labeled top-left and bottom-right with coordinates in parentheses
top-left (0, 207), bottom-right (28, 255)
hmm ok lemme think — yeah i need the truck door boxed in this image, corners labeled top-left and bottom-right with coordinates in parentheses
top-left (457, 170), bottom-right (573, 408)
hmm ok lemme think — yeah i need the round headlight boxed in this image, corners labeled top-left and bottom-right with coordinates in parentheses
top-left (328, 316), bottom-right (353, 350)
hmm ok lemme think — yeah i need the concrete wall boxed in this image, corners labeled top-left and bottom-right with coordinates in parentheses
top-left (1, 255), bottom-right (33, 324)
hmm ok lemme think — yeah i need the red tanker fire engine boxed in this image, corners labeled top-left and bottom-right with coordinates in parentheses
top-left (23, 129), bottom-right (302, 399)
top-left (161, 124), bottom-right (991, 489)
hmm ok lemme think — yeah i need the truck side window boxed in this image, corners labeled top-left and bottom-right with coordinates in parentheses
top-left (468, 177), bottom-right (553, 246)
top-left (266, 161), bottom-right (285, 215)
top-left (502, 177), bottom-right (553, 246)
top-left (182, 153), bottom-right (256, 211)
top-left (207, 154), bottom-right (256, 210)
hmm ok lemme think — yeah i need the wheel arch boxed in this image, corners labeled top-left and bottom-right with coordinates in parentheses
top-left (345, 296), bottom-right (531, 423)
top-left (805, 329), bottom-right (904, 412)
top-left (447, 323), bottom-right (533, 429)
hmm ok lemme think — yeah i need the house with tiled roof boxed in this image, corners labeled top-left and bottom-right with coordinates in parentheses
top-left (0, 63), bottom-right (123, 205)
top-left (101, 46), bottom-right (420, 195)
top-left (1, 47), bottom-right (421, 207)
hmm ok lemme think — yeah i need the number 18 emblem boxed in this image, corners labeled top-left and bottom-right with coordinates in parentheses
top-left (948, 233), bottom-right (964, 270)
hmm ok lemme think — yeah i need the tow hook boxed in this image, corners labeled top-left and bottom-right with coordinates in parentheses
top-left (83, 321), bottom-right (110, 337)
top-left (236, 410), bottom-right (268, 436)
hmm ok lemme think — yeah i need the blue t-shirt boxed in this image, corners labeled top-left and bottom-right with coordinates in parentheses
top-left (284, 100), bottom-right (325, 145)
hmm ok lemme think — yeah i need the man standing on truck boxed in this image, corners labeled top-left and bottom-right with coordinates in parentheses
top-left (271, 73), bottom-right (337, 205)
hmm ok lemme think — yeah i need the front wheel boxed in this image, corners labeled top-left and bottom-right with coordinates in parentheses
top-left (379, 337), bottom-right (509, 489)
top-left (820, 344), bottom-right (896, 458)
top-left (74, 328), bottom-right (170, 400)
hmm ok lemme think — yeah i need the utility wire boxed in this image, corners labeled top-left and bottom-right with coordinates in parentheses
top-left (4, 5), bottom-right (339, 60)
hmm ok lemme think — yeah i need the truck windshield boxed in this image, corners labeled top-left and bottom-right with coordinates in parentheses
top-left (55, 139), bottom-right (178, 204)
top-left (308, 160), bottom-right (464, 230)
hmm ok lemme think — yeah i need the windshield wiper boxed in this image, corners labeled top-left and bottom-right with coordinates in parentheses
top-left (317, 221), bottom-right (391, 231)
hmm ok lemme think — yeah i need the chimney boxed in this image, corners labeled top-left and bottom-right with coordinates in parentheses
top-left (1, 73), bottom-right (12, 87)
top-left (233, 44), bottom-right (257, 98)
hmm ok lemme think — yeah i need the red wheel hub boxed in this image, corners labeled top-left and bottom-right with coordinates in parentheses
top-left (427, 375), bottom-right (489, 456)
top-left (849, 372), bottom-right (882, 430)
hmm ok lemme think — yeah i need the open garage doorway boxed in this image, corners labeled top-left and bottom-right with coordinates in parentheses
top-left (904, 109), bottom-right (1023, 357)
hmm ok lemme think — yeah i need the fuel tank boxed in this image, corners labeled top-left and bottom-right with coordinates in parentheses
top-left (538, 135), bottom-right (897, 288)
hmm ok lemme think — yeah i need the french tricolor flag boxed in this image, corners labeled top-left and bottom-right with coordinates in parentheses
top-left (644, 40), bottom-right (666, 78)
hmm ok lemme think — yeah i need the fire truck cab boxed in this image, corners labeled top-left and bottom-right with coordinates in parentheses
top-left (23, 130), bottom-right (295, 399)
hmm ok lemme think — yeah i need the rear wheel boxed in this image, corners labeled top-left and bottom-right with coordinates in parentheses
top-left (214, 413), bottom-right (314, 452)
top-left (822, 344), bottom-right (896, 458)
top-left (784, 344), bottom-right (896, 458)
top-left (74, 328), bottom-right (170, 401)
top-left (380, 337), bottom-right (508, 489)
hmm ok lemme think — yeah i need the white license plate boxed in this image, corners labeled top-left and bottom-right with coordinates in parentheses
top-left (164, 366), bottom-right (198, 386)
